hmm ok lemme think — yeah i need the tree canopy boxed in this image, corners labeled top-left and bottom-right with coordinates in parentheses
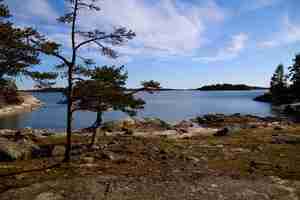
top-left (270, 64), bottom-right (289, 104)
top-left (289, 54), bottom-right (300, 100)
top-left (0, 0), bottom-right (57, 88)
top-left (72, 65), bottom-right (161, 128)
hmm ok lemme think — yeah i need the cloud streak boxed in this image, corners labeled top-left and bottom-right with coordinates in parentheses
top-left (7, 0), bottom-right (58, 23)
top-left (194, 33), bottom-right (249, 62)
top-left (240, 0), bottom-right (282, 11)
top-left (78, 0), bottom-right (225, 57)
top-left (259, 15), bottom-right (300, 48)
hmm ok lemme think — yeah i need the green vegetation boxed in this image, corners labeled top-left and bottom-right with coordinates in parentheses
top-left (255, 54), bottom-right (300, 106)
top-left (72, 66), bottom-right (160, 128)
top-left (289, 54), bottom-right (300, 100)
top-left (270, 64), bottom-right (291, 105)
top-left (197, 83), bottom-right (266, 91)
top-left (0, 0), bottom-right (57, 105)
top-left (72, 66), bottom-right (160, 146)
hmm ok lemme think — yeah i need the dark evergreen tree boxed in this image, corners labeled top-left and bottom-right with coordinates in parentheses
top-left (0, 0), bottom-right (57, 88)
top-left (72, 66), bottom-right (161, 127)
top-left (270, 64), bottom-right (289, 104)
top-left (289, 54), bottom-right (300, 100)
top-left (72, 65), bottom-right (160, 146)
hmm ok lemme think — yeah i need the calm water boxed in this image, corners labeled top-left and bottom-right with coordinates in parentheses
top-left (0, 90), bottom-right (272, 129)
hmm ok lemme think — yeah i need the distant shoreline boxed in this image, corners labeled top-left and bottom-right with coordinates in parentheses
top-left (20, 87), bottom-right (268, 93)
top-left (0, 93), bottom-right (42, 118)
top-left (197, 84), bottom-right (268, 91)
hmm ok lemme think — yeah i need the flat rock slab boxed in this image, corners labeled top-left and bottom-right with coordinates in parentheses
top-left (132, 127), bottom-right (218, 138)
top-left (1, 175), bottom-right (299, 200)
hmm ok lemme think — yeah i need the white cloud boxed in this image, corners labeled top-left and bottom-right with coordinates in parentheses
top-left (259, 15), bottom-right (300, 48)
top-left (7, 0), bottom-right (58, 23)
top-left (78, 0), bottom-right (225, 57)
top-left (194, 33), bottom-right (249, 62)
top-left (6, 0), bottom-right (226, 61)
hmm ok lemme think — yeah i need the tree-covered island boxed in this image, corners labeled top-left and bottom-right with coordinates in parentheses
top-left (197, 84), bottom-right (267, 91)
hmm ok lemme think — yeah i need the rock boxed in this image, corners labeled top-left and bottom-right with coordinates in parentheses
top-left (98, 151), bottom-right (115, 160)
top-left (33, 145), bottom-right (54, 158)
top-left (122, 127), bottom-right (134, 135)
top-left (214, 128), bottom-right (229, 137)
top-left (15, 174), bottom-right (26, 180)
top-left (179, 127), bottom-right (218, 138)
top-left (271, 135), bottom-right (300, 145)
top-left (232, 113), bottom-right (241, 117)
top-left (174, 120), bottom-right (193, 129)
top-left (253, 93), bottom-right (272, 103)
top-left (274, 126), bottom-right (283, 131)
top-left (102, 121), bottom-right (123, 132)
top-left (0, 137), bottom-right (40, 161)
top-left (52, 146), bottom-right (65, 157)
top-left (122, 117), bottom-right (136, 127)
top-left (90, 128), bottom-right (106, 145)
top-left (153, 130), bottom-right (178, 137)
top-left (81, 156), bottom-right (95, 163)
top-left (143, 118), bottom-right (172, 129)
top-left (204, 114), bottom-right (226, 123)
top-left (35, 192), bottom-right (64, 200)
top-left (186, 156), bottom-right (200, 163)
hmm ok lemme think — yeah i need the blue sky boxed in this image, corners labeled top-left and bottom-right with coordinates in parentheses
top-left (5, 0), bottom-right (300, 89)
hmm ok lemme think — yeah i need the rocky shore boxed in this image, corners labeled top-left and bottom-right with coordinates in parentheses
top-left (0, 93), bottom-right (42, 118)
top-left (1, 114), bottom-right (300, 199)
top-left (0, 114), bottom-right (293, 162)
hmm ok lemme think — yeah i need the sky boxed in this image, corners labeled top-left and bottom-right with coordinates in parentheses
top-left (5, 0), bottom-right (300, 89)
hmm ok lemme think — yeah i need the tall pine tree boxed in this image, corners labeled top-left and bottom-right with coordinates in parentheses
top-left (270, 64), bottom-right (289, 104)
top-left (289, 54), bottom-right (300, 100)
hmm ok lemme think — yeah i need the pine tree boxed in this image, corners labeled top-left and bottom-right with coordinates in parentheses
top-left (72, 66), bottom-right (161, 128)
top-left (72, 65), bottom-right (160, 146)
top-left (289, 54), bottom-right (300, 100)
top-left (28, 0), bottom-right (136, 161)
top-left (270, 64), bottom-right (289, 104)
top-left (0, 0), bottom-right (57, 89)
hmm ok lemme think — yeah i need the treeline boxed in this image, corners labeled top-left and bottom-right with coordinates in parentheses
top-left (259, 54), bottom-right (300, 105)
top-left (197, 84), bottom-right (266, 91)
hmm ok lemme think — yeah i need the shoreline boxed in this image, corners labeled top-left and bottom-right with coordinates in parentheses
top-left (1, 114), bottom-right (300, 199)
top-left (0, 93), bottom-right (42, 118)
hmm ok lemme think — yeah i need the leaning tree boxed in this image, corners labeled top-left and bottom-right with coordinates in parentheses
top-left (28, 0), bottom-right (136, 161)
top-left (71, 65), bottom-right (161, 147)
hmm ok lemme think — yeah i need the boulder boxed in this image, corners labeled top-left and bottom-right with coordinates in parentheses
top-left (143, 118), bottom-right (172, 130)
top-left (122, 117), bottom-right (136, 127)
top-left (52, 146), bottom-right (65, 157)
top-left (271, 135), bottom-right (300, 145)
top-left (192, 114), bottom-right (226, 125)
top-left (102, 121), bottom-right (123, 132)
top-left (214, 128), bottom-right (229, 137)
top-left (0, 137), bottom-right (40, 161)
top-left (174, 121), bottom-right (194, 133)
top-left (34, 192), bottom-right (64, 200)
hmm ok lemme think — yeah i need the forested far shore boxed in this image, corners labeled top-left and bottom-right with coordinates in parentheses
top-left (197, 84), bottom-right (268, 91)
